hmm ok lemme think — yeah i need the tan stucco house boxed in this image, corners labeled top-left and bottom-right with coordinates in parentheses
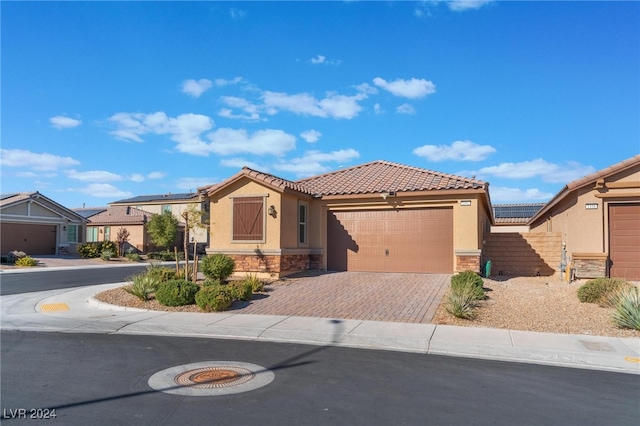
top-left (74, 205), bottom-right (167, 254)
top-left (528, 155), bottom-right (640, 281)
top-left (201, 161), bottom-right (493, 278)
top-left (0, 192), bottom-right (87, 255)
top-left (109, 192), bottom-right (209, 253)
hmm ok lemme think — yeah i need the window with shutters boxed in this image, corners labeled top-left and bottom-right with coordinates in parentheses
top-left (232, 197), bottom-right (265, 242)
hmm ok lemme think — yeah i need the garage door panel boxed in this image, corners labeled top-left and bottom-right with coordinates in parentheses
top-left (0, 223), bottom-right (57, 255)
top-left (609, 204), bottom-right (640, 280)
top-left (327, 208), bottom-right (453, 274)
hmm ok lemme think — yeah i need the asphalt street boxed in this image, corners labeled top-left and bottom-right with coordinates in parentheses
top-left (2, 331), bottom-right (638, 426)
top-left (0, 266), bottom-right (148, 296)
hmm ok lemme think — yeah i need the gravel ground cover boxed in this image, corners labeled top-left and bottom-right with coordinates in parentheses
top-left (93, 274), bottom-right (640, 339)
top-left (432, 276), bottom-right (639, 338)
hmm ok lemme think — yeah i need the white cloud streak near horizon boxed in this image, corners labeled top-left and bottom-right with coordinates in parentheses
top-left (182, 79), bottom-right (213, 97)
top-left (1, 149), bottom-right (81, 171)
top-left (413, 140), bottom-right (496, 162)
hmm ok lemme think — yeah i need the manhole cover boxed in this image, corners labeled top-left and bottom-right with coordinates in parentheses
top-left (148, 361), bottom-right (274, 396)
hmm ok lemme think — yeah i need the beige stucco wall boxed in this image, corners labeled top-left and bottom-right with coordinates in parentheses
top-left (208, 178), bottom-right (282, 251)
top-left (530, 165), bottom-right (640, 256)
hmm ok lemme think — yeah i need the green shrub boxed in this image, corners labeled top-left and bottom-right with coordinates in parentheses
top-left (145, 266), bottom-right (179, 283)
top-left (125, 252), bottom-right (141, 262)
top-left (155, 279), bottom-right (199, 306)
top-left (78, 243), bottom-right (101, 258)
top-left (445, 285), bottom-right (480, 319)
top-left (243, 273), bottom-right (264, 293)
top-left (577, 277), bottom-right (630, 305)
top-left (100, 240), bottom-right (117, 254)
top-left (15, 256), bottom-right (38, 267)
top-left (201, 253), bottom-right (235, 281)
top-left (611, 287), bottom-right (640, 330)
top-left (101, 249), bottom-right (115, 261)
top-left (203, 278), bottom-right (224, 287)
top-left (229, 280), bottom-right (253, 302)
top-left (124, 274), bottom-right (159, 301)
top-left (450, 271), bottom-right (485, 301)
top-left (195, 284), bottom-right (234, 312)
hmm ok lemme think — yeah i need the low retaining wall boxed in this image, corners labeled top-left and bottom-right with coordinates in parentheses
top-left (483, 232), bottom-right (561, 277)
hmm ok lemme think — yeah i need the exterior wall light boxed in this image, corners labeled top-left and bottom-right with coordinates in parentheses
top-left (268, 205), bottom-right (277, 217)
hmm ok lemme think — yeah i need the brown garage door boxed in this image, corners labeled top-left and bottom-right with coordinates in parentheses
top-left (609, 204), bottom-right (640, 280)
top-left (0, 223), bottom-right (57, 255)
top-left (327, 208), bottom-right (453, 273)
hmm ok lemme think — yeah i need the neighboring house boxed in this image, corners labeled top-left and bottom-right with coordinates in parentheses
top-left (201, 161), bottom-right (493, 278)
top-left (0, 192), bottom-right (87, 255)
top-left (73, 206), bottom-right (165, 254)
top-left (491, 203), bottom-right (545, 233)
top-left (528, 154), bottom-right (640, 281)
top-left (109, 193), bottom-right (208, 253)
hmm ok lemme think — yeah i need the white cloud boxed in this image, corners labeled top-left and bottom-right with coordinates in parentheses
top-left (308, 55), bottom-right (341, 66)
top-left (66, 169), bottom-right (123, 182)
top-left (490, 186), bottom-right (554, 203)
top-left (374, 103), bottom-right (384, 114)
top-left (174, 177), bottom-right (219, 191)
top-left (396, 103), bottom-right (416, 114)
top-left (129, 174), bottom-right (145, 183)
top-left (182, 79), bottom-right (213, 98)
top-left (476, 159), bottom-right (596, 183)
top-left (108, 112), bottom-right (215, 156)
top-left (262, 91), bottom-right (364, 119)
top-left (300, 130), bottom-right (322, 143)
top-left (215, 77), bottom-right (243, 86)
top-left (355, 83), bottom-right (378, 95)
top-left (413, 140), bottom-right (496, 162)
top-left (448, 1), bottom-right (493, 12)
top-left (219, 158), bottom-right (263, 170)
top-left (373, 77), bottom-right (436, 99)
top-left (207, 128), bottom-right (296, 156)
top-left (229, 8), bottom-right (247, 19)
top-left (76, 183), bottom-right (133, 198)
top-left (1, 149), bottom-right (80, 171)
top-left (147, 171), bottom-right (166, 179)
top-left (50, 115), bottom-right (82, 129)
top-left (219, 96), bottom-right (261, 120)
top-left (274, 149), bottom-right (360, 177)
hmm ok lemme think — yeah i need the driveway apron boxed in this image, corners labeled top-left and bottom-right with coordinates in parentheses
top-left (234, 272), bottom-right (450, 324)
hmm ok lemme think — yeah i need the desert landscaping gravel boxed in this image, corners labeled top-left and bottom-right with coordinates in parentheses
top-left (94, 274), bottom-right (640, 339)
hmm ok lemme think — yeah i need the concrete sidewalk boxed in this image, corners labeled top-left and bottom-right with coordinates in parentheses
top-left (1, 282), bottom-right (639, 375)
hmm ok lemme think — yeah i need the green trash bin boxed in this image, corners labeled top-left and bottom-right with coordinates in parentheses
top-left (484, 260), bottom-right (492, 278)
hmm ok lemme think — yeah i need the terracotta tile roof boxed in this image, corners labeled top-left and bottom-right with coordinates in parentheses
top-left (296, 160), bottom-right (487, 196)
top-left (203, 167), bottom-right (314, 196)
top-left (82, 205), bottom-right (154, 225)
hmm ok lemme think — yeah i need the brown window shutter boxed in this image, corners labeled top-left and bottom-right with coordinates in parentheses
top-left (233, 197), bottom-right (264, 240)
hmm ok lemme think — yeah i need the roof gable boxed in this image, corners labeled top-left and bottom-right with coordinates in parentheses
top-left (0, 192), bottom-right (88, 223)
top-left (203, 167), bottom-right (314, 197)
top-left (81, 205), bottom-right (155, 225)
top-left (528, 154), bottom-right (640, 225)
top-left (110, 193), bottom-right (199, 205)
top-left (296, 160), bottom-right (487, 196)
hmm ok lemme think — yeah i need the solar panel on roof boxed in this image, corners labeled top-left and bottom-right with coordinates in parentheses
top-left (493, 204), bottom-right (545, 219)
top-left (0, 193), bottom-right (20, 201)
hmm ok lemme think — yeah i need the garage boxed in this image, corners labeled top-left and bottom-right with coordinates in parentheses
top-left (609, 203), bottom-right (640, 280)
top-left (327, 208), bottom-right (453, 273)
top-left (0, 223), bottom-right (57, 255)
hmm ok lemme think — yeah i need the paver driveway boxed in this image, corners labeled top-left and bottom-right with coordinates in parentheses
top-left (234, 272), bottom-right (451, 324)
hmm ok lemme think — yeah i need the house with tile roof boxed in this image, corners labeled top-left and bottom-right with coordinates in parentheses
top-left (109, 192), bottom-right (208, 253)
top-left (73, 205), bottom-right (177, 254)
top-left (201, 161), bottom-right (493, 278)
top-left (527, 154), bottom-right (640, 281)
top-left (1, 192), bottom-right (88, 255)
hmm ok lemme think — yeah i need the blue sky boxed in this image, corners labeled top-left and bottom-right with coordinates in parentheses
top-left (2, 1), bottom-right (639, 208)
